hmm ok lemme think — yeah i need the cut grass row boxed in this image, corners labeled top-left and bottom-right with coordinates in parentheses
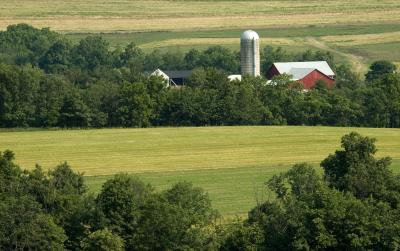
top-left (1, 0), bottom-right (400, 32)
top-left (1, 126), bottom-right (399, 215)
top-left (3, 0), bottom-right (399, 18)
top-left (138, 32), bottom-right (400, 49)
top-left (86, 159), bottom-right (400, 216)
top-left (2, 126), bottom-right (399, 176)
top-left (65, 24), bottom-right (400, 47)
top-left (85, 164), bottom-right (283, 216)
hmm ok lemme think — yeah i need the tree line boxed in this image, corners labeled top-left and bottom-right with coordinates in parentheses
top-left (1, 132), bottom-right (400, 250)
top-left (0, 24), bottom-right (399, 128)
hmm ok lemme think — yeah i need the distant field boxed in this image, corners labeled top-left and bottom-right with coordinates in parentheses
top-left (1, 126), bottom-right (399, 215)
top-left (1, 0), bottom-right (399, 73)
top-left (1, 0), bottom-right (399, 33)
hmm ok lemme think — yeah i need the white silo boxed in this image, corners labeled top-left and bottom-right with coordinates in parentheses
top-left (240, 30), bottom-right (260, 77)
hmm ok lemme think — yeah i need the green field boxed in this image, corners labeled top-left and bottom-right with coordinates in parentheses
top-left (1, 126), bottom-right (399, 215)
top-left (1, 0), bottom-right (400, 73)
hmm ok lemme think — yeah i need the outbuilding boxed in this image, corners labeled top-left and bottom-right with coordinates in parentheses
top-left (151, 69), bottom-right (192, 87)
top-left (266, 61), bottom-right (335, 89)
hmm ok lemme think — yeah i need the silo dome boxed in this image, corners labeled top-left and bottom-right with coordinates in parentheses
top-left (240, 30), bottom-right (260, 77)
top-left (241, 30), bottom-right (260, 40)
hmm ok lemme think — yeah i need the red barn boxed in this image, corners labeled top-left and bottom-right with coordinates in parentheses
top-left (266, 61), bottom-right (335, 89)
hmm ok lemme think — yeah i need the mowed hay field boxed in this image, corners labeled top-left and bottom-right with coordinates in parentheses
top-left (1, 0), bottom-right (399, 33)
top-left (2, 0), bottom-right (400, 72)
top-left (1, 126), bottom-right (400, 215)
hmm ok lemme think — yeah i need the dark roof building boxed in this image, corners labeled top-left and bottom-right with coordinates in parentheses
top-left (151, 69), bottom-right (192, 86)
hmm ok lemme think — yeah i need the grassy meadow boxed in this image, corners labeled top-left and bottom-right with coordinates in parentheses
top-left (1, 0), bottom-right (400, 73)
top-left (1, 126), bottom-right (399, 215)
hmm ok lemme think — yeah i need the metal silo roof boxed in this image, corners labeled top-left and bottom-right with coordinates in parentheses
top-left (241, 30), bottom-right (259, 40)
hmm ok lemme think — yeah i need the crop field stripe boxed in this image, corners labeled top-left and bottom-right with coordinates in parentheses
top-left (2, 13), bottom-right (400, 33)
top-left (138, 31), bottom-right (400, 49)
top-left (84, 164), bottom-right (287, 215)
top-left (84, 159), bottom-right (400, 215)
top-left (1, 0), bottom-right (400, 32)
top-left (1, 126), bottom-right (399, 215)
top-left (1, 126), bottom-right (399, 176)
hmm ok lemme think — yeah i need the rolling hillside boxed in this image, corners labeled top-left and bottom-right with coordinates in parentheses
top-left (1, 126), bottom-right (399, 214)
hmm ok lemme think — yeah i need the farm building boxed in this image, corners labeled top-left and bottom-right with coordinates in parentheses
top-left (151, 69), bottom-right (193, 86)
top-left (266, 61), bottom-right (335, 89)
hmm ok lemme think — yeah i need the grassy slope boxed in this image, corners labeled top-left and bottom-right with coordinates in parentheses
top-left (1, 126), bottom-right (399, 215)
top-left (85, 159), bottom-right (400, 216)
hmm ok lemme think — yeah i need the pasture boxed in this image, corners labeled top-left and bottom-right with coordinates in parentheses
top-left (1, 126), bottom-right (399, 215)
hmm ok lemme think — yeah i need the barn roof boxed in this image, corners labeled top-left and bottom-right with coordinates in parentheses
top-left (163, 70), bottom-right (193, 79)
top-left (273, 61), bottom-right (335, 77)
top-left (288, 68), bottom-right (315, 80)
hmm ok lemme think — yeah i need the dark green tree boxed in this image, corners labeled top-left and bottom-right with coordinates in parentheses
top-left (132, 182), bottom-right (219, 250)
top-left (83, 81), bottom-right (119, 127)
top-left (198, 46), bottom-right (239, 73)
top-left (0, 150), bottom-right (23, 194)
top-left (220, 221), bottom-right (264, 251)
top-left (96, 174), bottom-right (153, 249)
top-left (184, 49), bottom-right (202, 69)
top-left (58, 91), bottom-right (92, 127)
top-left (365, 60), bottom-right (397, 82)
top-left (159, 87), bottom-right (220, 126)
top-left (117, 81), bottom-right (154, 127)
top-left (39, 39), bottom-right (72, 73)
top-left (0, 24), bottom-right (60, 65)
top-left (224, 79), bottom-right (270, 125)
top-left (0, 64), bottom-right (41, 127)
top-left (72, 36), bottom-right (110, 71)
top-left (335, 64), bottom-right (363, 89)
top-left (115, 43), bottom-right (144, 72)
top-left (81, 229), bottom-right (125, 251)
top-left (248, 163), bottom-right (400, 250)
top-left (323, 92), bottom-right (361, 126)
top-left (0, 195), bottom-right (67, 251)
top-left (22, 162), bottom-right (93, 249)
top-left (161, 51), bottom-right (186, 70)
top-left (0, 150), bottom-right (69, 250)
top-left (375, 73), bottom-right (400, 127)
top-left (261, 46), bottom-right (291, 74)
top-left (144, 49), bottom-right (164, 71)
top-left (321, 132), bottom-right (400, 207)
top-left (34, 74), bottom-right (72, 127)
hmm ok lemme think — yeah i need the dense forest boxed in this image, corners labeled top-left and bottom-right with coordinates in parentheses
top-left (1, 132), bottom-right (400, 250)
top-left (0, 24), bottom-right (399, 128)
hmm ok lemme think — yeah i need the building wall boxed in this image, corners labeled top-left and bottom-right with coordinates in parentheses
top-left (266, 65), bottom-right (280, 80)
top-left (300, 70), bottom-right (335, 89)
top-left (241, 38), bottom-right (260, 76)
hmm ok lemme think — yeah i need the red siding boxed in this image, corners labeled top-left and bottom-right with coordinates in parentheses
top-left (299, 69), bottom-right (335, 89)
top-left (266, 65), bottom-right (280, 80)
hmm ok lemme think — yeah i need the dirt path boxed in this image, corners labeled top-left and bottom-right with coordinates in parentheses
top-left (305, 37), bottom-right (368, 74)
